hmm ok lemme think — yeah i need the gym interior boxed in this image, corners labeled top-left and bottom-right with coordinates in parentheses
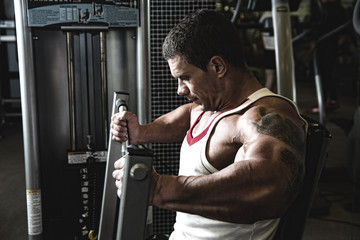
top-left (1, 0), bottom-right (360, 239)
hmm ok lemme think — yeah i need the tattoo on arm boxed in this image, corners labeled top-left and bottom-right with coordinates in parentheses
top-left (281, 149), bottom-right (304, 198)
top-left (252, 112), bottom-right (304, 154)
top-left (252, 113), bottom-right (305, 198)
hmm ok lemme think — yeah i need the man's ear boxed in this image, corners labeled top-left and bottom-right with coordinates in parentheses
top-left (209, 56), bottom-right (226, 77)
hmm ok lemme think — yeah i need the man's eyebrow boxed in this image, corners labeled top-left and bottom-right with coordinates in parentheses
top-left (174, 74), bottom-right (189, 80)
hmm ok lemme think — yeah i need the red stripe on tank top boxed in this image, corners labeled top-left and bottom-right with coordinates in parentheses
top-left (186, 98), bottom-right (249, 146)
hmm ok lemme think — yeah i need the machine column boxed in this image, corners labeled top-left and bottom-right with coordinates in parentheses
top-left (14, 0), bottom-right (43, 238)
top-left (272, 0), bottom-right (296, 102)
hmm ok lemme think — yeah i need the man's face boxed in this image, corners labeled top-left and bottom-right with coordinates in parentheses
top-left (167, 55), bottom-right (219, 111)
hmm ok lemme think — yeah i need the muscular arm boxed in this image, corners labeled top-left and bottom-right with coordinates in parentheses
top-left (111, 103), bottom-right (194, 145)
top-left (150, 107), bottom-right (306, 224)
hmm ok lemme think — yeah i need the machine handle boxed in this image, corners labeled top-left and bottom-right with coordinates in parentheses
top-left (116, 99), bottom-right (129, 156)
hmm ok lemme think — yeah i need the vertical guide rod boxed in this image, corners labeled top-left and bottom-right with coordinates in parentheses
top-left (272, 0), bottom-right (296, 102)
top-left (14, 0), bottom-right (43, 239)
top-left (137, 0), bottom-right (151, 125)
top-left (137, 0), bottom-right (153, 235)
top-left (66, 32), bottom-right (76, 151)
top-left (100, 32), bottom-right (108, 147)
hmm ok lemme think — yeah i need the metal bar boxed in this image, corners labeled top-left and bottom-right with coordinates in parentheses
top-left (4, 112), bottom-right (22, 117)
top-left (100, 32), bottom-right (109, 147)
top-left (314, 72), bottom-right (326, 124)
top-left (79, 32), bottom-right (91, 148)
top-left (0, 20), bottom-right (15, 29)
top-left (98, 92), bottom-right (129, 240)
top-left (87, 32), bottom-right (95, 150)
top-left (66, 32), bottom-right (77, 151)
top-left (113, 97), bottom-right (152, 240)
top-left (136, 0), bottom-right (151, 125)
top-left (116, 148), bottom-right (153, 240)
top-left (61, 26), bottom-right (109, 31)
top-left (271, 0), bottom-right (296, 102)
top-left (137, 1), bottom-right (153, 235)
top-left (14, 0), bottom-right (43, 239)
top-left (2, 98), bottom-right (21, 103)
top-left (313, 46), bottom-right (326, 124)
top-left (0, 35), bottom-right (16, 42)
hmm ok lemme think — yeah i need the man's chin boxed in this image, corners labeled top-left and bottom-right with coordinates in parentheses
top-left (191, 99), bottom-right (208, 111)
top-left (199, 105), bottom-right (210, 112)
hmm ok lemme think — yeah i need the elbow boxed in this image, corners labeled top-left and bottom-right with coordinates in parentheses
top-left (222, 197), bottom-right (287, 224)
top-left (231, 184), bottom-right (292, 224)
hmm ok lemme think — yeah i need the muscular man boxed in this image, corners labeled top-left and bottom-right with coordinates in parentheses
top-left (111, 9), bottom-right (307, 239)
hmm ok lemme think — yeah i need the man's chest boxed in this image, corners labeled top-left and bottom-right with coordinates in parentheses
top-left (190, 113), bottom-right (243, 170)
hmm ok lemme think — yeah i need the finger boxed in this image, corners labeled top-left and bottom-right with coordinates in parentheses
top-left (111, 135), bottom-right (127, 143)
top-left (112, 112), bottom-right (128, 126)
top-left (110, 121), bottom-right (128, 134)
top-left (111, 135), bottom-right (128, 143)
top-left (115, 179), bottom-right (123, 189)
top-left (110, 126), bottom-right (128, 143)
top-left (112, 113), bottom-right (124, 123)
top-left (112, 169), bottom-right (122, 180)
top-left (110, 126), bottom-right (128, 137)
top-left (114, 156), bottom-right (126, 169)
top-left (117, 188), bottom-right (122, 198)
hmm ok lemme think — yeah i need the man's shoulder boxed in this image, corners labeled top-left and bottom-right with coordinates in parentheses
top-left (220, 96), bottom-right (303, 128)
top-left (242, 96), bottom-right (306, 132)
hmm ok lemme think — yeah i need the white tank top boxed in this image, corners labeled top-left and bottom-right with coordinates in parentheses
top-left (170, 88), bottom-right (307, 240)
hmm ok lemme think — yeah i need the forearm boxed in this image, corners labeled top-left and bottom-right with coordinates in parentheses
top-left (137, 103), bottom-right (193, 144)
top-left (151, 160), bottom-right (289, 224)
top-left (138, 119), bottom-right (187, 144)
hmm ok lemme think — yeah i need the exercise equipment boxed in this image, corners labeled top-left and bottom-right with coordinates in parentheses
top-left (14, 0), bottom-right (151, 239)
top-left (98, 92), bottom-right (153, 240)
top-left (274, 115), bottom-right (331, 240)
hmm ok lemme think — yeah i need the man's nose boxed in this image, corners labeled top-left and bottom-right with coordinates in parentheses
top-left (177, 79), bottom-right (189, 96)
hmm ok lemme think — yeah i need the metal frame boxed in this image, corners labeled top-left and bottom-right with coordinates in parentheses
top-left (98, 92), bottom-right (153, 240)
top-left (137, 0), bottom-right (152, 125)
top-left (14, 0), bottom-right (43, 238)
top-left (271, 0), bottom-right (296, 102)
top-left (98, 92), bottom-right (129, 240)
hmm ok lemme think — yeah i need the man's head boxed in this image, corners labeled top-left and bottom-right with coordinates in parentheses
top-left (162, 9), bottom-right (245, 72)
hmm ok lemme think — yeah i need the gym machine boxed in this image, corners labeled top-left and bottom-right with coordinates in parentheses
top-left (98, 92), bottom-right (153, 240)
top-left (14, 0), bottom-right (151, 239)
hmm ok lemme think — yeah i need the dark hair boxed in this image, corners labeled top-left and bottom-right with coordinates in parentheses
top-left (162, 9), bottom-right (246, 72)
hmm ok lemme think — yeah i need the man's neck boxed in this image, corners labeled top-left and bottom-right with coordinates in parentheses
top-left (218, 69), bottom-right (262, 112)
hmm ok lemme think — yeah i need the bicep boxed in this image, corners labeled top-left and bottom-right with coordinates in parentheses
top-left (237, 109), bottom-right (306, 164)
top-left (235, 111), bottom-right (306, 200)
